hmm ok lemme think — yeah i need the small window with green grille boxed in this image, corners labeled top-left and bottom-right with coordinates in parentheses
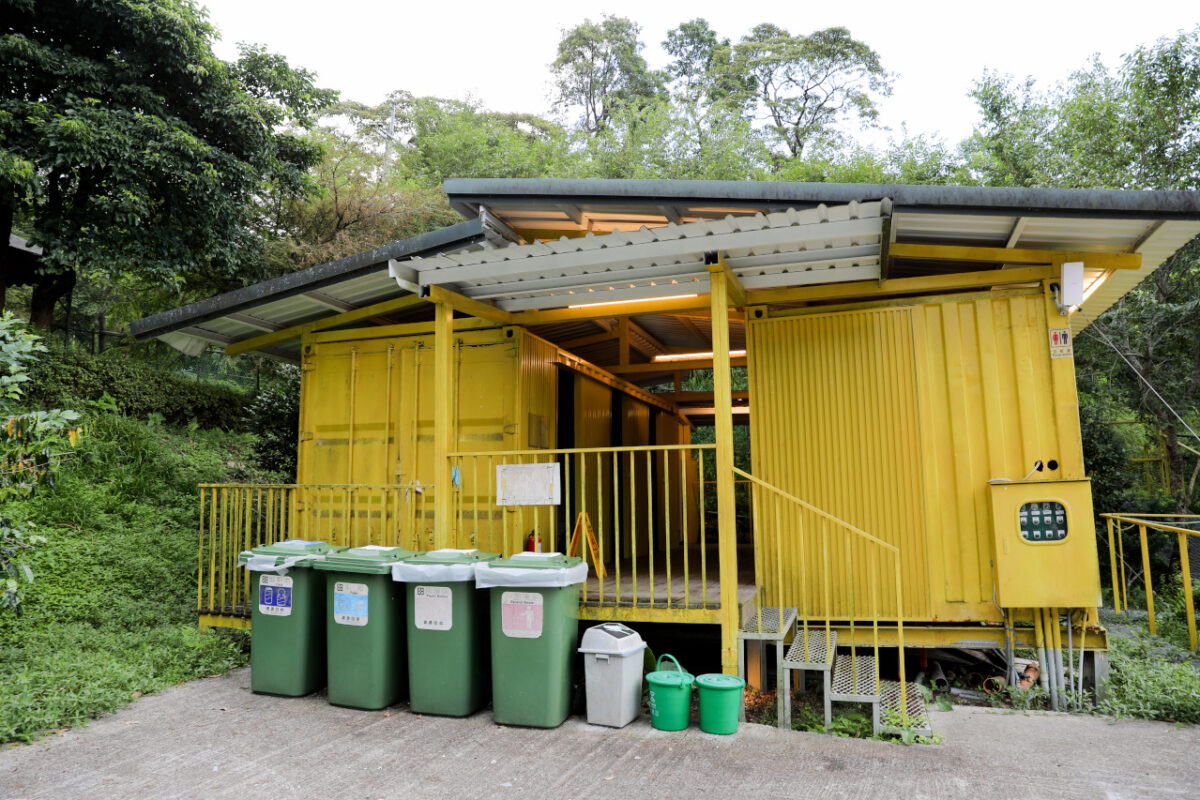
top-left (1018, 501), bottom-right (1067, 542)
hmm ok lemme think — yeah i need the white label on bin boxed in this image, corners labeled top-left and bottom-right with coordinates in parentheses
top-left (333, 581), bottom-right (369, 626)
top-left (501, 591), bottom-right (543, 639)
top-left (414, 585), bottom-right (453, 631)
top-left (258, 574), bottom-right (293, 617)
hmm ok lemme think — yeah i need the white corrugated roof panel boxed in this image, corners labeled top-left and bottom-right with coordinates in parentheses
top-left (408, 202), bottom-right (886, 311)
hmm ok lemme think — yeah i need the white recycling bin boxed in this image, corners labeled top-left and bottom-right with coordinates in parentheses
top-left (578, 622), bottom-right (647, 728)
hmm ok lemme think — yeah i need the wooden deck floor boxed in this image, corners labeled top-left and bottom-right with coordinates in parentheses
top-left (581, 544), bottom-right (756, 609)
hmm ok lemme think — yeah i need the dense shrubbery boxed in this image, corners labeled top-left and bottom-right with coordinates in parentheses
top-left (245, 366), bottom-right (300, 481)
top-left (1098, 632), bottom-right (1200, 724)
top-left (0, 414), bottom-right (268, 742)
top-left (26, 343), bottom-right (250, 430)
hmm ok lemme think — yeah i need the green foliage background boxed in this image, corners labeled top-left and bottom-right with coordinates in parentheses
top-left (0, 414), bottom-right (268, 742)
top-left (26, 343), bottom-right (250, 431)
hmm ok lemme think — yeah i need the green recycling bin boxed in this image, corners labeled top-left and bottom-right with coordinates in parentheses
top-left (313, 545), bottom-right (414, 710)
top-left (238, 540), bottom-right (340, 697)
top-left (392, 548), bottom-right (501, 717)
top-left (475, 552), bottom-right (589, 728)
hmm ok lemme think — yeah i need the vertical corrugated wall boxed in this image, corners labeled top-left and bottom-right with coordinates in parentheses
top-left (518, 331), bottom-right (559, 451)
top-left (297, 338), bottom-right (399, 486)
top-left (748, 307), bottom-right (928, 620)
top-left (747, 288), bottom-right (1085, 623)
top-left (574, 374), bottom-right (614, 558)
top-left (298, 328), bottom-right (519, 526)
top-left (619, 396), bottom-right (651, 554)
top-left (654, 411), bottom-right (689, 551)
top-left (912, 291), bottom-right (1084, 619)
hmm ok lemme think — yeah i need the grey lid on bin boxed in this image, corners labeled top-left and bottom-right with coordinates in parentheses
top-left (578, 623), bottom-right (647, 657)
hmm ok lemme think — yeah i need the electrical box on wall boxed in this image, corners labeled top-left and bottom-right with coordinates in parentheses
top-left (987, 479), bottom-right (1100, 608)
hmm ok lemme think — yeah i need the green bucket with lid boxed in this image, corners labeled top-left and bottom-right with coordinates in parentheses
top-left (696, 673), bottom-right (746, 735)
top-left (645, 654), bottom-right (694, 731)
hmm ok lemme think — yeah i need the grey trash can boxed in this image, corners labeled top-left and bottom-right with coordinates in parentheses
top-left (578, 622), bottom-right (647, 728)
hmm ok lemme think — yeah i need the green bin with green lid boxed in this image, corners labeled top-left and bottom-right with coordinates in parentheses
top-left (313, 545), bottom-right (414, 710)
top-left (696, 673), bottom-right (746, 734)
top-left (646, 654), bottom-right (695, 731)
top-left (392, 548), bottom-right (501, 716)
top-left (474, 552), bottom-right (589, 728)
top-left (238, 539), bottom-right (340, 697)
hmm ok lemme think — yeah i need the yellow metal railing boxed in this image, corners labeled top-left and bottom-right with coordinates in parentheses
top-left (735, 467), bottom-right (908, 716)
top-left (196, 484), bottom-right (425, 620)
top-left (1102, 513), bottom-right (1199, 652)
top-left (449, 444), bottom-right (717, 611)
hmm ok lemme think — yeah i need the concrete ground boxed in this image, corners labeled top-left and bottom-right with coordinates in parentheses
top-left (2, 667), bottom-right (1198, 800)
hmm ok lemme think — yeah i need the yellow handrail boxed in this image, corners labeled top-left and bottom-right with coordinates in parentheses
top-left (1100, 512), bottom-right (1199, 652)
top-left (447, 443), bottom-right (715, 457)
top-left (449, 443), bottom-right (717, 615)
top-left (734, 466), bottom-right (908, 722)
top-left (197, 483), bottom-right (421, 620)
top-left (732, 468), bottom-right (899, 554)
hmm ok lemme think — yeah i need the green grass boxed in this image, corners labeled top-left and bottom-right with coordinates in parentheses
top-left (1096, 623), bottom-right (1200, 725)
top-left (0, 414), bottom-right (266, 743)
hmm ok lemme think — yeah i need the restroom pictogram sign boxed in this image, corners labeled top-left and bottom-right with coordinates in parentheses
top-left (1048, 329), bottom-right (1073, 359)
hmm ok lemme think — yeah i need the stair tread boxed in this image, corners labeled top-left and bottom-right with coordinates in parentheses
top-left (738, 605), bottom-right (797, 638)
top-left (878, 681), bottom-right (933, 735)
top-left (830, 653), bottom-right (880, 699)
top-left (782, 629), bottom-right (836, 668)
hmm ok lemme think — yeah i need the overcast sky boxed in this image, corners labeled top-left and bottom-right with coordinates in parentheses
top-left (198, 0), bottom-right (1196, 148)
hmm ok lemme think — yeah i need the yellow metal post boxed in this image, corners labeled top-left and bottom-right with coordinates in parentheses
top-left (1117, 519), bottom-right (1128, 613)
top-left (1138, 524), bottom-right (1156, 635)
top-left (708, 261), bottom-right (740, 675)
top-left (433, 301), bottom-right (454, 549)
top-left (1178, 532), bottom-right (1197, 652)
top-left (1106, 517), bottom-right (1121, 613)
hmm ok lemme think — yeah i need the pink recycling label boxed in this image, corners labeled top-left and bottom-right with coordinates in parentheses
top-left (500, 591), bottom-right (544, 638)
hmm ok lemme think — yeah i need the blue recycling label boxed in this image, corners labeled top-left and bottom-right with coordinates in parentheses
top-left (258, 574), bottom-right (293, 617)
top-left (333, 581), bottom-right (369, 626)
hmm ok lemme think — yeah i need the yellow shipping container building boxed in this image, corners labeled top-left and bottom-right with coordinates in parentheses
top-left (136, 179), bottom-right (1200, 731)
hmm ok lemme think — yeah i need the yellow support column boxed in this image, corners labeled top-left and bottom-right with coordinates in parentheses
top-left (433, 301), bottom-right (454, 549)
top-left (1179, 532), bottom-right (1197, 652)
top-left (707, 261), bottom-right (740, 675)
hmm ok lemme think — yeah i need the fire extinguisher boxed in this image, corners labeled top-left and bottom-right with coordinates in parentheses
top-left (524, 530), bottom-right (541, 552)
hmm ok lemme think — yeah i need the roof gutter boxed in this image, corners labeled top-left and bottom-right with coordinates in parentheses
top-left (445, 178), bottom-right (1200, 220)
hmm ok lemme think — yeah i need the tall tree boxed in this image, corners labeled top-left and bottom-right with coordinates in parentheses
top-left (575, 97), bottom-right (769, 181)
top-left (733, 24), bottom-right (892, 159)
top-left (663, 18), bottom-right (750, 109)
top-left (0, 0), bottom-right (336, 327)
top-left (968, 28), bottom-right (1200, 513)
top-left (551, 16), bottom-right (662, 135)
top-left (401, 97), bottom-right (572, 183)
top-left (264, 126), bottom-right (459, 276)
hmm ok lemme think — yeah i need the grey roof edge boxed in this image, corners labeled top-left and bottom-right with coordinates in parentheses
top-left (132, 219), bottom-right (485, 340)
top-left (444, 179), bottom-right (1200, 219)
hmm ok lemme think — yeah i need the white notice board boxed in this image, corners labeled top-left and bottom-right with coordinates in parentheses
top-left (496, 462), bottom-right (561, 506)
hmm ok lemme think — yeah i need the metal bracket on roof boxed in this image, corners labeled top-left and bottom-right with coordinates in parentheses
top-left (480, 207), bottom-right (524, 247)
top-left (557, 203), bottom-right (584, 225)
top-left (875, 197), bottom-right (895, 284)
top-left (387, 258), bottom-right (420, 294)
top-left (657, 204), bottom-right (683, 225)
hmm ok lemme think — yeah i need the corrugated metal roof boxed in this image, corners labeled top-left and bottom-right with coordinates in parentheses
top-left (407, 201), bottom-right (887, 311)
top-left (135, 179), bottom-right (1200, 362)
top-left (131, 220), bottom-right (488, 357)
top-left (446, 179), bottom-right (1200, 333)
top-left (445, 178), bottom-right (1200, 235)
